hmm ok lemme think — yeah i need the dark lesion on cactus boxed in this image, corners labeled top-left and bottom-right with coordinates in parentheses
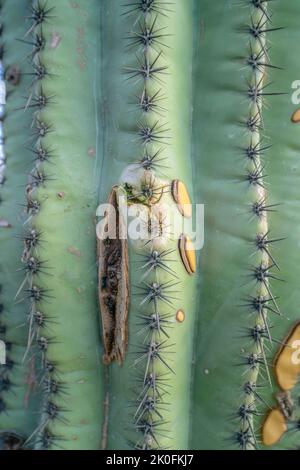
top-left (5, 66), bottom-right (21, 86)
top-left (0, 432), bottom-right (26, 450)
top-left (276, 391), bottom-right (295, 421)
top-left (97, 186), bottom-right (130, 365)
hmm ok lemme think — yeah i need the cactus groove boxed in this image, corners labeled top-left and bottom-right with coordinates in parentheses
top-left (18, 0), bottom-right (104, 450)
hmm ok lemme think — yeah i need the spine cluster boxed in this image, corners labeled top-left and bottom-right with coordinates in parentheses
top-left (123, 0), bottom-right (176, 450)
top-left (235, 0), bottom-right (283, 449)
top-left (19, 1), bottom-right (61, 449)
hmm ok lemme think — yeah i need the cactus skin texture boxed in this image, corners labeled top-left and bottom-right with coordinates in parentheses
top-left (262, 0), bottom-right (300, 449)
top-left (191, 0), bottom-right (300, 450)
top-left (18, 0), bottom-right (104, 450)
top-left (0, 0), bottom-right (41, 448)
top-left (98, 0), bottom-right (197, 450)
top-left (2, 0), bottom-right (300, 452)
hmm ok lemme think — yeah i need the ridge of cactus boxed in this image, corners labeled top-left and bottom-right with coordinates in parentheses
top-left (18, 0), bottom-right (104, 450)
top-left (190, 0), bottom-right (289, 450)
top-left (0, 0), bottom-right (42, 448)
top-left (97, 0), bottom-right (197, 450)
top-left (233, 1), bottom-right (283, 450)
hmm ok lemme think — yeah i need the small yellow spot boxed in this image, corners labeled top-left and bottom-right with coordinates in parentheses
top-left (176, 309), bottom-right (185, 323)
top-left (179, 234), bottom-right (197, 275)
top-left (262, 408), bottom-right (287, 446)
top-left (275, 322), bottom-right (300, 391)
top-left (172, 180), bottom-right (192, 218)
top-left (291, 108), bottom-right (300, 123)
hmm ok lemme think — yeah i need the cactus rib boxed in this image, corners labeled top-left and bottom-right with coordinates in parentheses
top-left (98, 0), bottom-right (197, 450)
top-left (19, 0), bottom-right (104, 450)
top-left (190, 0), bottom-right (287, 450)
top-left (0, 0), bottom-right (42, 447)
top-left (235, 1), bottom-right (285, 449)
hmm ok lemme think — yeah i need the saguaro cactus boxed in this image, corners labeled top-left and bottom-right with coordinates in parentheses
top-left (1, 0), bottom-right (300, 451)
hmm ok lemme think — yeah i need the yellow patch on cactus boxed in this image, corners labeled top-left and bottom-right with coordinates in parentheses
top-left (179, 234), bottom-right (197, 275)
top-left (172, 180), bottom-right (192, 218)
top-left (262, 409), bottom-right (287, 447)
top-left (275, 322), bottom-right (300, 391)
top-left (291, 108), bottom-right (300, 123)
top-left (176, 309), bottom-right (185, 323)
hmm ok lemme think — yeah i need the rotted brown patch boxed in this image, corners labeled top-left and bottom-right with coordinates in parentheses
top-left (0, 432), bottom-right (25, 450)
top-left (276, 391), bottom-right (295, 421)
top-left (97, 186), bottom-right (129, 365)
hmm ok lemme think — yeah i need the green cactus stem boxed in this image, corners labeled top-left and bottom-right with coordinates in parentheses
top-left (0, 0), bottom-right (41, 448)
top-left (2, 0), bottom-right (300, 452)
top-left (259, 0), bottom-right (300, 449)
top-left (97, 0), bottom-right (197, 450)
top-left (18, 0), bottom-right (104, 450)
top-left (190, 0), bottom-right (291, 450)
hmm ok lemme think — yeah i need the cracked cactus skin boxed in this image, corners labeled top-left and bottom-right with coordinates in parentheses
top-left (17, 0), bottom-right (104, 450)
top-left (0, 0), bottom-right (41, 447)
top-left (191, 0), bottom-right (300, 450)
top-left (98, 0), bottom-right (197, 450)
